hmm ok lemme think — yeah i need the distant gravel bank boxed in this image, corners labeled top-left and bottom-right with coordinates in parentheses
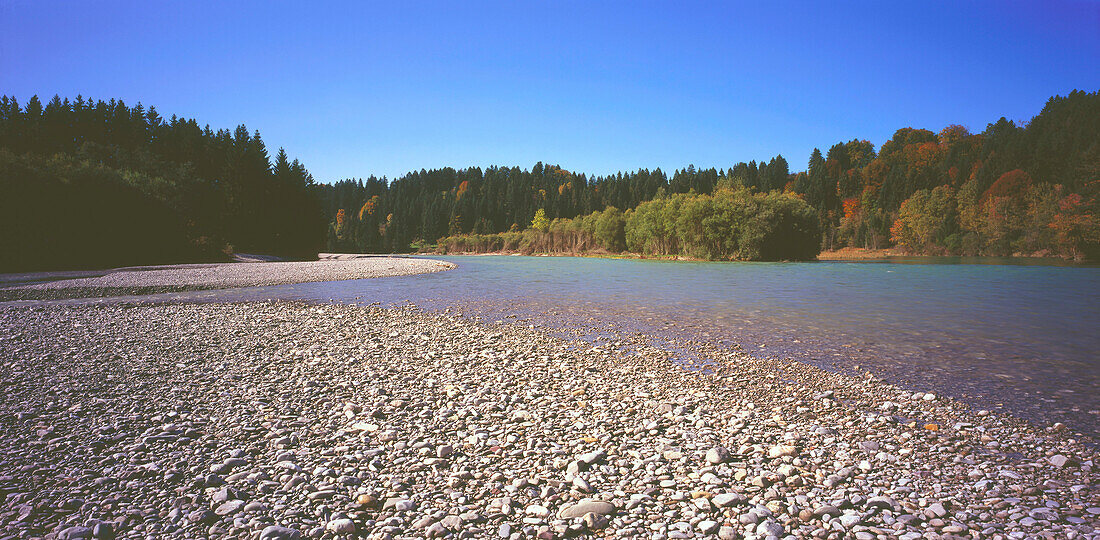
top-left (0, 257), bottom-right (454, 301)
top-left (0, 302), bottom-right (1096, 539)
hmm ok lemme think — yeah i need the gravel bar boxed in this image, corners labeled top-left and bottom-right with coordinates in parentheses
top-left (0, 258), bottom-right (454, 301)
top-left (0, 301), bottom-right (1097, 540)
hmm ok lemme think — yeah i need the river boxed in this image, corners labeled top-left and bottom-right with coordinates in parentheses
top-left (15, 255), bottom-right (1100, 437)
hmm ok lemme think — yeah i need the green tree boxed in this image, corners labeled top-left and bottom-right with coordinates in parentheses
top-left (530, 208), bottom-right (550, 232)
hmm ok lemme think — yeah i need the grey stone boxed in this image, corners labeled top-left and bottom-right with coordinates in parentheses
top-left (441, 515), bottom-right (464, 530)
top-left (757, 519), bottom-right (783, 537)
top-left (583, 511), bottom-right (609, 530)
top-left (259, 526), bottom-right (301, 540)
top-left (926, 502), bottom-right (948, 519)
top-left (325, 519), bottom-right (355, 534)
top-left (838, 512), bottom-right (861, 528)
top-left (712, 493), bottom-right (747, 508)
top-left (214, 500), bottom-right (245, 516)
top-left (559, 499), bottom-right (616, 519)
top-left (59, 526), bottom-right (93, 540)
top-left (706, 446), bottom-right (732, 464)
top-left (698, 520), bottom-right (720, 534)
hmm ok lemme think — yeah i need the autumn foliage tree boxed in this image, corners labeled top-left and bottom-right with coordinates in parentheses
top-left (890, 186), bottom-right (958, 253)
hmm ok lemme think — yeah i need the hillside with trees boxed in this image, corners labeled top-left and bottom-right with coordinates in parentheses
top-left (320, 90), bottom-right (1099, 261)
top-left (0, 95), bottom-right (325, 271)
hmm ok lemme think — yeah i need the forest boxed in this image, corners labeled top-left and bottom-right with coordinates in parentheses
top-left (1, 91), bottom-right (1096, 270)
top-left (322, 90), bottom-right (1100, 261)
top-left (0, 95), bottom-right (325, 271)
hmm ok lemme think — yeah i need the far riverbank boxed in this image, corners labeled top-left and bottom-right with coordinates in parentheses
top-left (428, 247), bottom-right (1092, 266)
top-left (0, 257), bottom-right (454, 301)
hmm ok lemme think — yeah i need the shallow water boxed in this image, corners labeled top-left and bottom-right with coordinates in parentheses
top-left (9, 255), bottom-right (1100, 437)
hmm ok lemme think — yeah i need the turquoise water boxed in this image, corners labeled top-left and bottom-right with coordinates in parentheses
top-left (16, 255), bottom-right (1100, 436)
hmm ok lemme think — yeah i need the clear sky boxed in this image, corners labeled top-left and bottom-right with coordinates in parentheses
top-left (2, 1), bottom-right (1098, 182)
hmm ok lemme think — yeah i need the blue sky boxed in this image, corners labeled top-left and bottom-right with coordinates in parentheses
top-left (2, 1), bottom-right (1097, 182)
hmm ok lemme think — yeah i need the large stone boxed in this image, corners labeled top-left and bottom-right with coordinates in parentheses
top-left (58, 527), bottom-right (93, 540)
top-left (706, 446), bottom-right (732, 464)
top-left (767, 445), bottom-right (797, 459)
top-left (698, 520), bottom-right (720, 535)
top-left (857, 441), bottom-right (880, 453)
top-left (559, 499), bottom-right (616, 519)
top-left (866, 496), bottom-right (897, 510)
top-left (712, 493), bottom-right (747, 508)
top-left (583, 512), bottom-right (609, 530)
top-left (578, 449), bottom-right (606, 465)
top-left (839, 512), bottom-right (861, 528)
top-left (426, 523), bottom-right (449, 537)
top-left (926, 502), bottom-right (948, 519)
top-left (440, 515), bottom-right (464, 530)
top-left (325, 519), bottom-right (355, 534)
top-left (214, 500), bottom-right (245, 516)
top-left (757, 519), bottom-right (783, 537)
top-left (259, 526), bottom-right (301, 540)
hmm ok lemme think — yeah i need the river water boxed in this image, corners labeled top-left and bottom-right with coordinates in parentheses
top-left (14, 255), bottom-right (1100, 437)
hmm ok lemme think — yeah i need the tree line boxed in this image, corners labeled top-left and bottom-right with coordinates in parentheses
top-left (3, 90), bottom-right (1095, 269)
top-left (322, 90), bottom-right (1099, 260)
top-left (437, 187), bottom-right (821, 261)
top-left (0, 95), bottom-right (326, 271)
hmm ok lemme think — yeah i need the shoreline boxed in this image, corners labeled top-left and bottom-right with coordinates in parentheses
top-left (1, 300), bottom-right (1096, 539)
top-left (429, 248), bottom-right (1087, 264)
top-left (816, 248), bottom-right (907, 260)
top-left (0, 257), bottom-right (455, 301)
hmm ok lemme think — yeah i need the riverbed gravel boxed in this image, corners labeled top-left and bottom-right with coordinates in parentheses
top-left (0, 301), bottom-right (1096, 539)
top-left (0, 258), bottom-right (454, 301)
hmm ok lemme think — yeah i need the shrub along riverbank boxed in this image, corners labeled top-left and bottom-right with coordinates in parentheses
top-left (435, 187), bottom-right (821, 261)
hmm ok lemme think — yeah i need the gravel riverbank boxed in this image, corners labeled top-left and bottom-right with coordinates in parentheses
top-left (0, 258), bottom-right (454, 301)
top-left (0, 301), bottom-right (1096, 539)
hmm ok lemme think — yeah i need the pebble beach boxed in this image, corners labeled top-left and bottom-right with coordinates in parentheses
top-left (0, 258), bottom-right (1098, 540)
top-left (0, 257), bottom-right (455, 301)
top-left (1, 295), bottom-right (1097, 540)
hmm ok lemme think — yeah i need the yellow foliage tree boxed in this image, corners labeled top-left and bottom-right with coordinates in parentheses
top-left (530, 208), bottom-right (550, 232)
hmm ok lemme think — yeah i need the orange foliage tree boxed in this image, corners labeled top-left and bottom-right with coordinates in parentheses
top-left (1050, 188), bottom-right (1100, 260)
top-left (984, 169), bottom-right (1033, 202)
